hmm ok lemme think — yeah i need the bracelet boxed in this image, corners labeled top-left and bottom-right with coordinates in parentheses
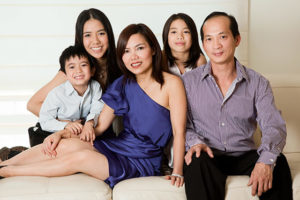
top-left (171, 173), bottom-right (184, 178)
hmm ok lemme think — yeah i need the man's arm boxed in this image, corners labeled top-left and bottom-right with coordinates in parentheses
top-left (248, 77), bottom-right (286, 196)
top-left (256, 77), bottom-right (286, 165)
top-left (183, 77), bottom-right (214, 165)
top-left (185, 104), bottom-right (206, 150)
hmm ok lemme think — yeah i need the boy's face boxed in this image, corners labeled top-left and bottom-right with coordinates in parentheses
top-left (65, 56), bottom-right (93, 90)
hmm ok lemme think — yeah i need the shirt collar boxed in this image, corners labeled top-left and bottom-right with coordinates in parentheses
top-left (65, 80), bottom-right (76, 96)
top-left (235, 58), bottom-right (249, 82)
top-left (200, 58), bottom-right (249, 82)
top-left (65, 80), bottom-right (91, 97)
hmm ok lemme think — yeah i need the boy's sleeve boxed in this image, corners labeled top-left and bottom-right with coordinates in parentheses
top-left (85, 81), bottom-right (104, 127)
top-left (39, 90), bottom-right (68, 132)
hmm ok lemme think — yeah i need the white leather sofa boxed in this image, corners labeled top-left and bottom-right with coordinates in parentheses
top-left (0, 83), bottom-right (299, 200)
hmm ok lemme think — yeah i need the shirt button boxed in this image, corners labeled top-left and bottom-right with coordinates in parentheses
top-left (270, 159), bottom-right (274, 163)
top-left (221, 122), bottom-right (225, 126)
top-left (223, 141), bottom-right (227, 145)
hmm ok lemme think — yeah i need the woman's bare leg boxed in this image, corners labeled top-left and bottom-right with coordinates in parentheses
top-left (1, 138), bottom-right (94, 166)
top-left (0, 149), bottom-right (109, 180)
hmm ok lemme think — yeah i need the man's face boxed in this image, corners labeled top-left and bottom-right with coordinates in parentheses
top-left (202, 16), bottom-right (240, 66)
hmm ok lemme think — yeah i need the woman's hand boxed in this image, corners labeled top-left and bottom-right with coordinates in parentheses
top-left (41, 131), bottom-right (62, 157)
top-left (80, 121), bottom-right (95, 145)
top-left (165, 172), bottom-right (184, 187)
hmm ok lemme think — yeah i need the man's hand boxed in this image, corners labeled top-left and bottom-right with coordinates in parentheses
top-left (185, 143), bottom-right (214, 165)
top-left (80, 121), bottom-right (95, 145)
top-left (65, 121), bottom-right (83, 135)
top-left (248, 162), bottom-right (273, 196)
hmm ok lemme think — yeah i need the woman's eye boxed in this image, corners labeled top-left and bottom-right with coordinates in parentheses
top-left (99, 31), bottom-right (106, 36)
top-left (137, 46), bottom-right (144, 50)
top-left (83, 34), bottom-right (90, 37)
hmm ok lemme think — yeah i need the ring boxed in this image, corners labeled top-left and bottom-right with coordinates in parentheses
top-left (171, 173), bottom-right (184, 178)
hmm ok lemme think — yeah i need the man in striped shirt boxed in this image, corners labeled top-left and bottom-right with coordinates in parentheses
top-left (183, 11), bottom-right (292, 200)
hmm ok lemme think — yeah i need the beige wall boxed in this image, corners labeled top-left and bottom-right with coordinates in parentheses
top-left (249, 0), bottom-right (300, 152)
top-left (249, 0), bottom-right (300, 87)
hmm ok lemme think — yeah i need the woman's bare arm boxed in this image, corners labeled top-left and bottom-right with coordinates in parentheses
top-left (27, 71), bottom-right (67, 116)
top-left (166, 74), bottom-right (187, 187)
top-left (94, 104), bottom-right (116, 136)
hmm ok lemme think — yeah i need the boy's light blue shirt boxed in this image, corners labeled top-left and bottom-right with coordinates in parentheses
top-left (39, 80), bottom-right (104, 132)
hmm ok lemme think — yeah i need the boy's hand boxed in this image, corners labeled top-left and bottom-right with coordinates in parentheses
top-left (65, 121), bottom-right (83, 135)
top-left (80, 120), bottom-right (95, 145)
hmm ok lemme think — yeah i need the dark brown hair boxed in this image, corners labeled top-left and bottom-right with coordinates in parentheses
top-left (116, 23), bottom-right (164, 86)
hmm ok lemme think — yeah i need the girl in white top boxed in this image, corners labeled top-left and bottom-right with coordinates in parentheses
top-left (162, 13), bottom-right (207, 168)
top-left (162, 13), bottom-right (207, 76)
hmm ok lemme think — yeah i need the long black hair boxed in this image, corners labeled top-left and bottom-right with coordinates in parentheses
top-left (116, 23), bottom-right (164, 86)
top-left (75, 8), bottom-right (121, 90)
top-left (162, 13), bottom-right (203, 69)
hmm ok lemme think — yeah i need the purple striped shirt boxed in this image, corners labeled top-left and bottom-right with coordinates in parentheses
top-left (182, 59), bottom-right (286, 165)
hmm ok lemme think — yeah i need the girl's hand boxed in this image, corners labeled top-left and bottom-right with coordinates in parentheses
top-left (65, 121), bottom-right (83, 135)
top-left (42, 132), bottom-right (62, 157)
top-left (165, 172), bottom-right (184, 187)
top-left (80, 121), bottom-right (95, 145)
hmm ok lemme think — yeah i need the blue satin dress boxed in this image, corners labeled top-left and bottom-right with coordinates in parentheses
top-left (93, 76), bottom-right (172, 188)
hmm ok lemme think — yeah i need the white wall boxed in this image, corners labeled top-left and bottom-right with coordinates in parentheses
top-left (1, 0), bottom-right (299, 149)
top-left (0, 0), bottom-right (248, 147)
top-left (0, 0), bottom-right (248, 93)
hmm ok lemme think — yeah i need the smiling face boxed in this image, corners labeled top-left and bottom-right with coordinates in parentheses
top-left (65, 56), bottom-right (93, 94)
top-left (168, 19), bottom-right (192, 54)
top-left (121, 33), bottom-right (154, 77)
top-left (82, 18), bottom-right (109, 61)
top-left (202, 16), bottom-right (240, 66)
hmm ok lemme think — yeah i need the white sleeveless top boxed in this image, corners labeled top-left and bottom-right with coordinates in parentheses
top-left (168, 63), bottom-right (193, 76)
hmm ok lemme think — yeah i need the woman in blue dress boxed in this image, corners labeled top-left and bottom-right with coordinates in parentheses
top-left (0, 24), bottom-right (186, 188)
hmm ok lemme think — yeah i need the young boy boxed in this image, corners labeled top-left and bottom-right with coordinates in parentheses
top-left (34, 45), bottom-right (103, 145)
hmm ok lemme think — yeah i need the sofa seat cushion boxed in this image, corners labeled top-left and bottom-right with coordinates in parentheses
top-left (113, 175), bottom-right (259, 200)
top-left (225, 176), bottom-right (258, 200)
top-left (285, 152), bottom-right (300, 200)
top-left (113, 176), bottom-right (185, 200)
top-left (0, 173), bottom-right (111, 200)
